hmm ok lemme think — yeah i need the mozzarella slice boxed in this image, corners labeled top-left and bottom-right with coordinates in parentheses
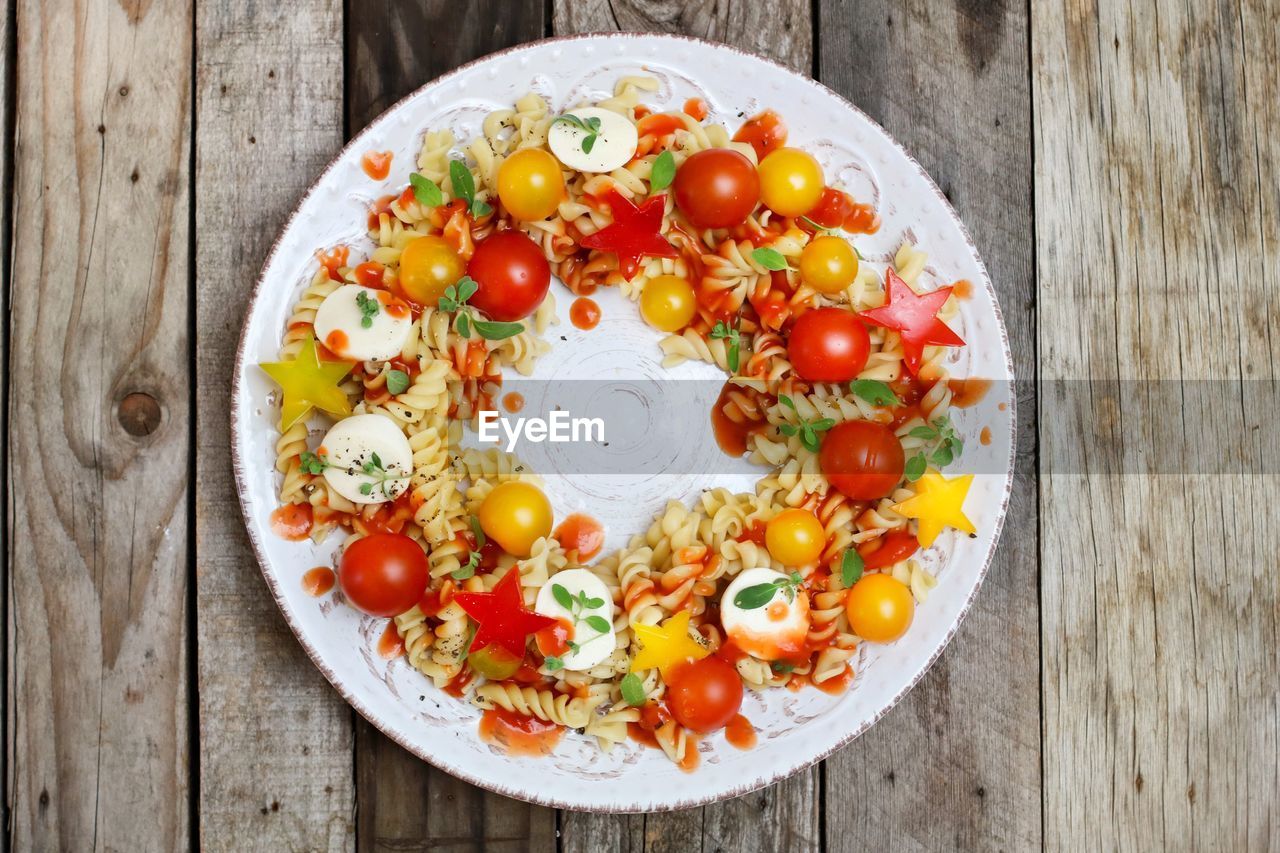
top-left (548, 107), bottom-right (639, 174)
top-left (313, 284), bottom-right (413, 362)
top-left (720, 568), bottom-right (811, 662)
top-left (317, 413), bottom-right (412, 505)
top-left (534, 568), bottom-right (616, 671)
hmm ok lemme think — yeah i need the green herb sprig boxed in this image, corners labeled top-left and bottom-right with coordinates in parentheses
top-left (553, 113), bottom-right (603, 153)
top-left (449, 159), bottom-right (492, 218)
top-left (850, 378), bottom-right (901, 407)
top-left (733, 571), bottom-right (804, 610)
top-left (437, 276), bottom-right (524, 341)
top-left (542, 582), bottom-right (612, 671)
top-left (355, 290), bottom-right (380, 328)
top-left (903, 414), bottom-right (964, 480)
top-left (777, 395), bottom-right (836, 452)
top-left (450, 517), bottom-right (488, 581)
top-left (301, 450), bottom-right (405, 497)
top-left (710, 320), bottom-right (742, 373)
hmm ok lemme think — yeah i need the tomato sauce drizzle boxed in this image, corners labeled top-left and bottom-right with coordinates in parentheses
top-left (301, 566), bottom-right (336, 597)
top-left (535, 618), bottom-right (574, 658)
top-left (733, 109), bottom-right (787, 160)
top-left (948, 377), bottom-right (992, 408)
top-left (682, 97), bottom-right (709, 121)
top-left (502, 392), bottom-right (525, 413)
top-left (952, 278), bottom-right (973, 299)
top-left (270, 504), bottom-right (312, 541)
top-left (570, 297), bottom-right (601, 330)
top-left (354, 261), bottom-right (386, 288)
top-left (367, 194), bottom-right (397, 230)
top-left (317, 246), bottom-right (349, 281)
top-left (377, 622), bottom-right (405, 660)
top-left (478, 708), bottom-right (564, 757)
top-left (813, 665), bottom-right (856, 695)
top-left (554, 513), bottom-right (605, 562)
top-left (980, 426), bottom-right (992, 446)
top-left (805, 187), bottom-right (880, 234)
top-left (724, 714), bottom-right (757, 750)
top-left (711, 381), bottom-right (767, 457)
top-left (361, 150), bottom-right (393, 180)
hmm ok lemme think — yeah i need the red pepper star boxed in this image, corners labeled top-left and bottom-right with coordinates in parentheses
top-left (858, 268), bottom-right (965, 375)
top-left (580, 190), bottom-right (677, 280)
top-left (453, 567), bottom-right (555, 659)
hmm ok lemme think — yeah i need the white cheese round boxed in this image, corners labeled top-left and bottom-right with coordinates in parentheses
top-left (720, 567), bottom-right (811, 662)
top-left (548, 107), bottom-right (639, 174)
top-left (313, 284), bottom-right (413, 362)
top-left (317, 413), bottom-right (412, 505)
top-left (534, 568), bottom-right (616, 670)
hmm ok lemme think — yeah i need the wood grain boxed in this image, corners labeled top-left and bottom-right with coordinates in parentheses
top-left (0, 0), bottom-right (12, 846)
top-left (194, 1), bottom-right (355, 849)
top-left (7, 0), bottom-right (191, 849)
top-left (344, 3), bottom-right (556, 850)
top-left (1035, 0), bottom-right (1279, 848)
top-left (819, 0), bottom-right (1041, 849)
top-left (552, 3), bottom-right (818, 850)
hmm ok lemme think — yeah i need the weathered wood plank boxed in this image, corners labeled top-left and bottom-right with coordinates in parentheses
top-left (194, 2), bottom-right (355, 849)
top-left (344, 3), bottom-right (555, 850)
top-left (1035, 0), bottom-right (1279, 848)
top-left (7, 0), bottom-right (192, 849)
top-left (552, 3), bottom-right (818, 850)
top-left (0, 0), bottom-right (13, 845)
top-left (819, 0), bottom-right (1040, 849)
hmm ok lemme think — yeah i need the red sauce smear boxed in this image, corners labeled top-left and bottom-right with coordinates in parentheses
top-left (948, 377), bottom-right (993, 408)
top-left (317, 246), bottom-right (349, 281)
top-left (724, 714), bottom-right (757, 750)
top-left (324, 329), bottom-right (350, 357)
top-left (733, 109), bottom-right (787, 160)
top-left (479, 708), bottom-right (564, 757)
top-left (502, 392), bottom-right (525, 413)
top-left (301, 566), bottom-right (335, 597)
top-left (443, 667), bottom-right (475, 698)
top-left (980, 426), bottom-right (992, 446)
top-left (711, 381), bottom-right (766, 457)
top-left (367, 194), bottom-right (397, 230)
top-left (683, 97), bottom-right (709, 121)
top-left (354, 261), bottom-right (385, 288)
top-left (952, 278), bottom-right (973, 299)
top-left (361, 150), bottom-right (393, 180)
top-left (805, 187), bottom-right (880, 234)
top-left (377, 622), bottom-right (405, 660)
top-left (813, 665), bottom-right (856, 695)
top-left (570, 297), bottom-right (601, 330)
top-left (535, 617), bottom-right (573, 658)
top-left (998, 402), bottom-right (1008, 412)
top-left (270, 504), bottom-right (312, 541)
top-left (554, 513), bottom-right (605, 562)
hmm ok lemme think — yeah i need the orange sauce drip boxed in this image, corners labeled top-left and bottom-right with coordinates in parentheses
top-left (844, 201), bottom-right (880, 234)
top-left (377, 622), bottom-right (405, 660)
top-left (443, 667), bottom-right (475, 698)
top-left (980, 426), bottom-right (992, 446)
top-left (724, 714), bottom-right (757, 750)
top-left (502, 392), bottom-right (525, 413)
top-left (952, 278), bottom-right (973, 299)
top-left (733, 109), bottom-right (787, 160)
top-left (301, 566), bottom-right (335, 597)
top-left (715, 638), bottom-right (748, 665)
top-left (270, 504), bottom-right (313, 541)
top-left (354, 261), bottom-right (385, 288)
top-left (678, 736), bottom-right (701, 772)
top-left (554, 513), bottom-right (605, 562)
top-left (367, 194), bottom-right (397, 230)
top-left (324, 329), bottom-right (350, 356)
top-left (478, 708), bottom-right (564, 757)
top-left (317, 246), bottom-right (349, 280)
top-left (376, 289), bottom-right (411, 319)
top-left (948, 377), bottom-right (993, 408)
top-left (628, 722), bottom-right (661, 749)
top-left (636, 112), bottom-right (687, 139)
top-left (813, 665), bottom-right (856, 695)
top-left (998, 402), bottom-right (1008, 412)
top-left (534, 618), bottom-right (573, 658)
top-left (361, 150), bottom-right (393, 180)
top-left (570, 297), bottom-right (601, 330)
top-left (682, 97), bottom-right (709, 121)
top-left (710, 380), bottom-right (767, 457)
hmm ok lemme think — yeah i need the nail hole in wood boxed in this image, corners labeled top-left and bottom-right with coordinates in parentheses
top-left (118, 392), bottom-right (162, 436)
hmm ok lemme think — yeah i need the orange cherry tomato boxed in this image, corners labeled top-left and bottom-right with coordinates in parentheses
top-left (398, 235), bottom-right (464, 307)
top-left (639, 274), bottom-right (697, 332)
top-left (764, 508), bottom-right (826, 566)
top-left (757, 148), bottom-right (824, 217)
top-left (819, 420), bottom-right (905, 500)
top-left (497, 148), bottom-right (565, 221)
top-left (339, 533), bottom-right (429, 617)
top-left (666, 656), bottom-right (744, 733)
top-left (845, 573), bottom-right (914, 642)
top-left (478, 481), bottom-right (553, 558)
top-left (673, 148), bottom-right (760, 230)
top-left (799, 235), bottom-right (859, 294)
top-left (787, 307), bottom-right (870, 381)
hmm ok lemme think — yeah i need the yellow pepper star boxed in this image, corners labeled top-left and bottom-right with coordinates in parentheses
top-left (259, 333), bottom-right (356, 430)
top-left (630, 611), bottom-right (710, 679)
top-left (891, 467), bottom-right (976, 548)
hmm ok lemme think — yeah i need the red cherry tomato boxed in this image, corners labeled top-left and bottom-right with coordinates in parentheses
top-left (673, 148), bottom-right (760, 230)
top-left (819, 420), bottom-right (905, 500)
top-left (467, 231), bottom-right (551, 322)
top-left (666, 655), bottom-right (744, 733)
top-left (787, 307), bottom-right (870, 381)
top-left (339, 533), bottom-right (429, 617)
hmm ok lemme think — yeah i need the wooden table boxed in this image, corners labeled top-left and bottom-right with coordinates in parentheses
top-left (7, 0), bottom-right (1276, 849)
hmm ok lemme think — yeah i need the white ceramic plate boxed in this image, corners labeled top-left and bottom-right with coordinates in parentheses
top-left (231, 33), bottom-right (1016, 811)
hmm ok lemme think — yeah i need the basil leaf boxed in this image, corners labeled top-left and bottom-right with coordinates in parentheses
top-left (850, 379), bottom-right (901, 407)
top-left (585, 615), bottom-right (612, 634)
top-left (841, 549), bottom-right (864, 588)
top-left (385, 369), bottom-right (410, 395)
top-left (810, 418), bottom-right (836, 432)
top-left (469, 515), bottom-right (486, 548)
top-left (359, 482), bottom-right (374, 496)
top-left (456, 276), bottom-right (478, 302)
top-left (409, 172), bottom-right (443, 208)
top-left (583, 596), bottom-right (605, 609)
top-left (751, 247), bottom-right (789, 271)
top-left (778, 394), bottom-right (796, 410)
top-left (473, 319), bottom-right (525, 341)
top-left (905, 453), bottom-right (927, 481)
top-left (620, 673), bottom-right (646, 707)
top-left (800, 426), bottom-right (820, 452)
top-left (544, 656), bottom-right (564, 672)
top-left (449, 159), bottom-right (476, 205)
top-left (471, 198), bottom-right (492, 218)
top-left (779, 424), bottom-right (798, 437)
top-left (649, 150), bottom-right (676, 192)
top-left (727, 340), bottom-right (740, 373)
top-left (455, 311), bottom-right (471, 339)
top-left (582, 134), bottom-right (596, 154)
top-left (909, 426), bottom-right (939, 440)
top-left (733, 582), bottom-right (781, 610)
top-left (551, 583), bottom-right (574, 611)
top-left (931, 443), bottom-right (954, 467)
top-left (451, 562), bottom-right (476, 581)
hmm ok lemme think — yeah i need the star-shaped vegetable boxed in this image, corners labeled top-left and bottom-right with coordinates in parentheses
top-left (890, 467), bottom-right (976, 548)
top-left (630, 610), bottom-right (710, 678)
top-left (453, 566), bottom-right (556, 660)
top-left (858, 269), bottom-right (965, 375)
top-left (579, 190), bottom-right (677, 280)
top-left (259, 333), bottom-right (356, 430)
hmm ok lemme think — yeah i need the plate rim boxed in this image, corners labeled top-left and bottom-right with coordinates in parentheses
top-left (229, 30), bottom-right (1018, 812)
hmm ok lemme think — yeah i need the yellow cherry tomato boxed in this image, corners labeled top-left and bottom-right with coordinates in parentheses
top-left (757, 148), bottom-right (825, 217)
top-left (799, 234), bottom-right (859, 294)
top-left (845, 573), bottom-right (914, 642)
top-left (497, 148), bottom-right (566, 221)
top-left (764, 508), bottom-right (826, 566)
top-left (478, 481), bottom-right (553, 558)
top-left (398, 235), bottom-right (464, 307)
top-left (639, 274), bottom-right (698, 332)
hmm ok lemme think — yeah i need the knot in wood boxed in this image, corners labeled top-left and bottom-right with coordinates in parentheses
top-left (118, 392), bottom-right (162, 436)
